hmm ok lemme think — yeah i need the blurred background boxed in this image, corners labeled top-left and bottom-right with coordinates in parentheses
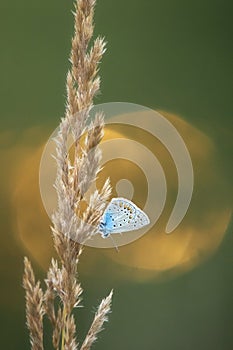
top-left (0, 0), bottom-right (232, 349)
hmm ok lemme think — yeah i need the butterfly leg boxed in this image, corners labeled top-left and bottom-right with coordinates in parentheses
top-left (109, 234), bottom-right (119, 252)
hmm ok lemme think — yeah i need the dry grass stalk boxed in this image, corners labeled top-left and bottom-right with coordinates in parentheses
top-left (23, 257), bottom-right (44, 350)
top-left (80, 290), bottom-right (113, 350)
top-left (23, 1), bottom-right (113, 349)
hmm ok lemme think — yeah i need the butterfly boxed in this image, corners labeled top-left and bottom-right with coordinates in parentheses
top-left (99, 198), bottom-right (150, 241)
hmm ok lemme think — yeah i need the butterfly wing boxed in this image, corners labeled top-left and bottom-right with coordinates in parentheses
top-left (100, 197), bottom-right (150, 235)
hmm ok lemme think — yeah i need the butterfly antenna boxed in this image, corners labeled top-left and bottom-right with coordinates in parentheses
top-left (109, 234), bottom-right (119, 253)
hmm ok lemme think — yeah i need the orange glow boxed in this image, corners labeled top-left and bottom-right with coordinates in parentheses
top-left (4, 112), bottom-right (231, 281)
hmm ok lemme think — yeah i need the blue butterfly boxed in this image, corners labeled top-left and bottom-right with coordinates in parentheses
top-left (99, 197), bottom-right (150, 239)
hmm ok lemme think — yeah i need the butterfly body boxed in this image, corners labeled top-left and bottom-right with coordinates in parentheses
top-left (99, 197), bottom-right (150, 238)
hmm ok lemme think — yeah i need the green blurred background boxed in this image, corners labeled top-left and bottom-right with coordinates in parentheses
top-left (0, 0), bottom-right (232, 349)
